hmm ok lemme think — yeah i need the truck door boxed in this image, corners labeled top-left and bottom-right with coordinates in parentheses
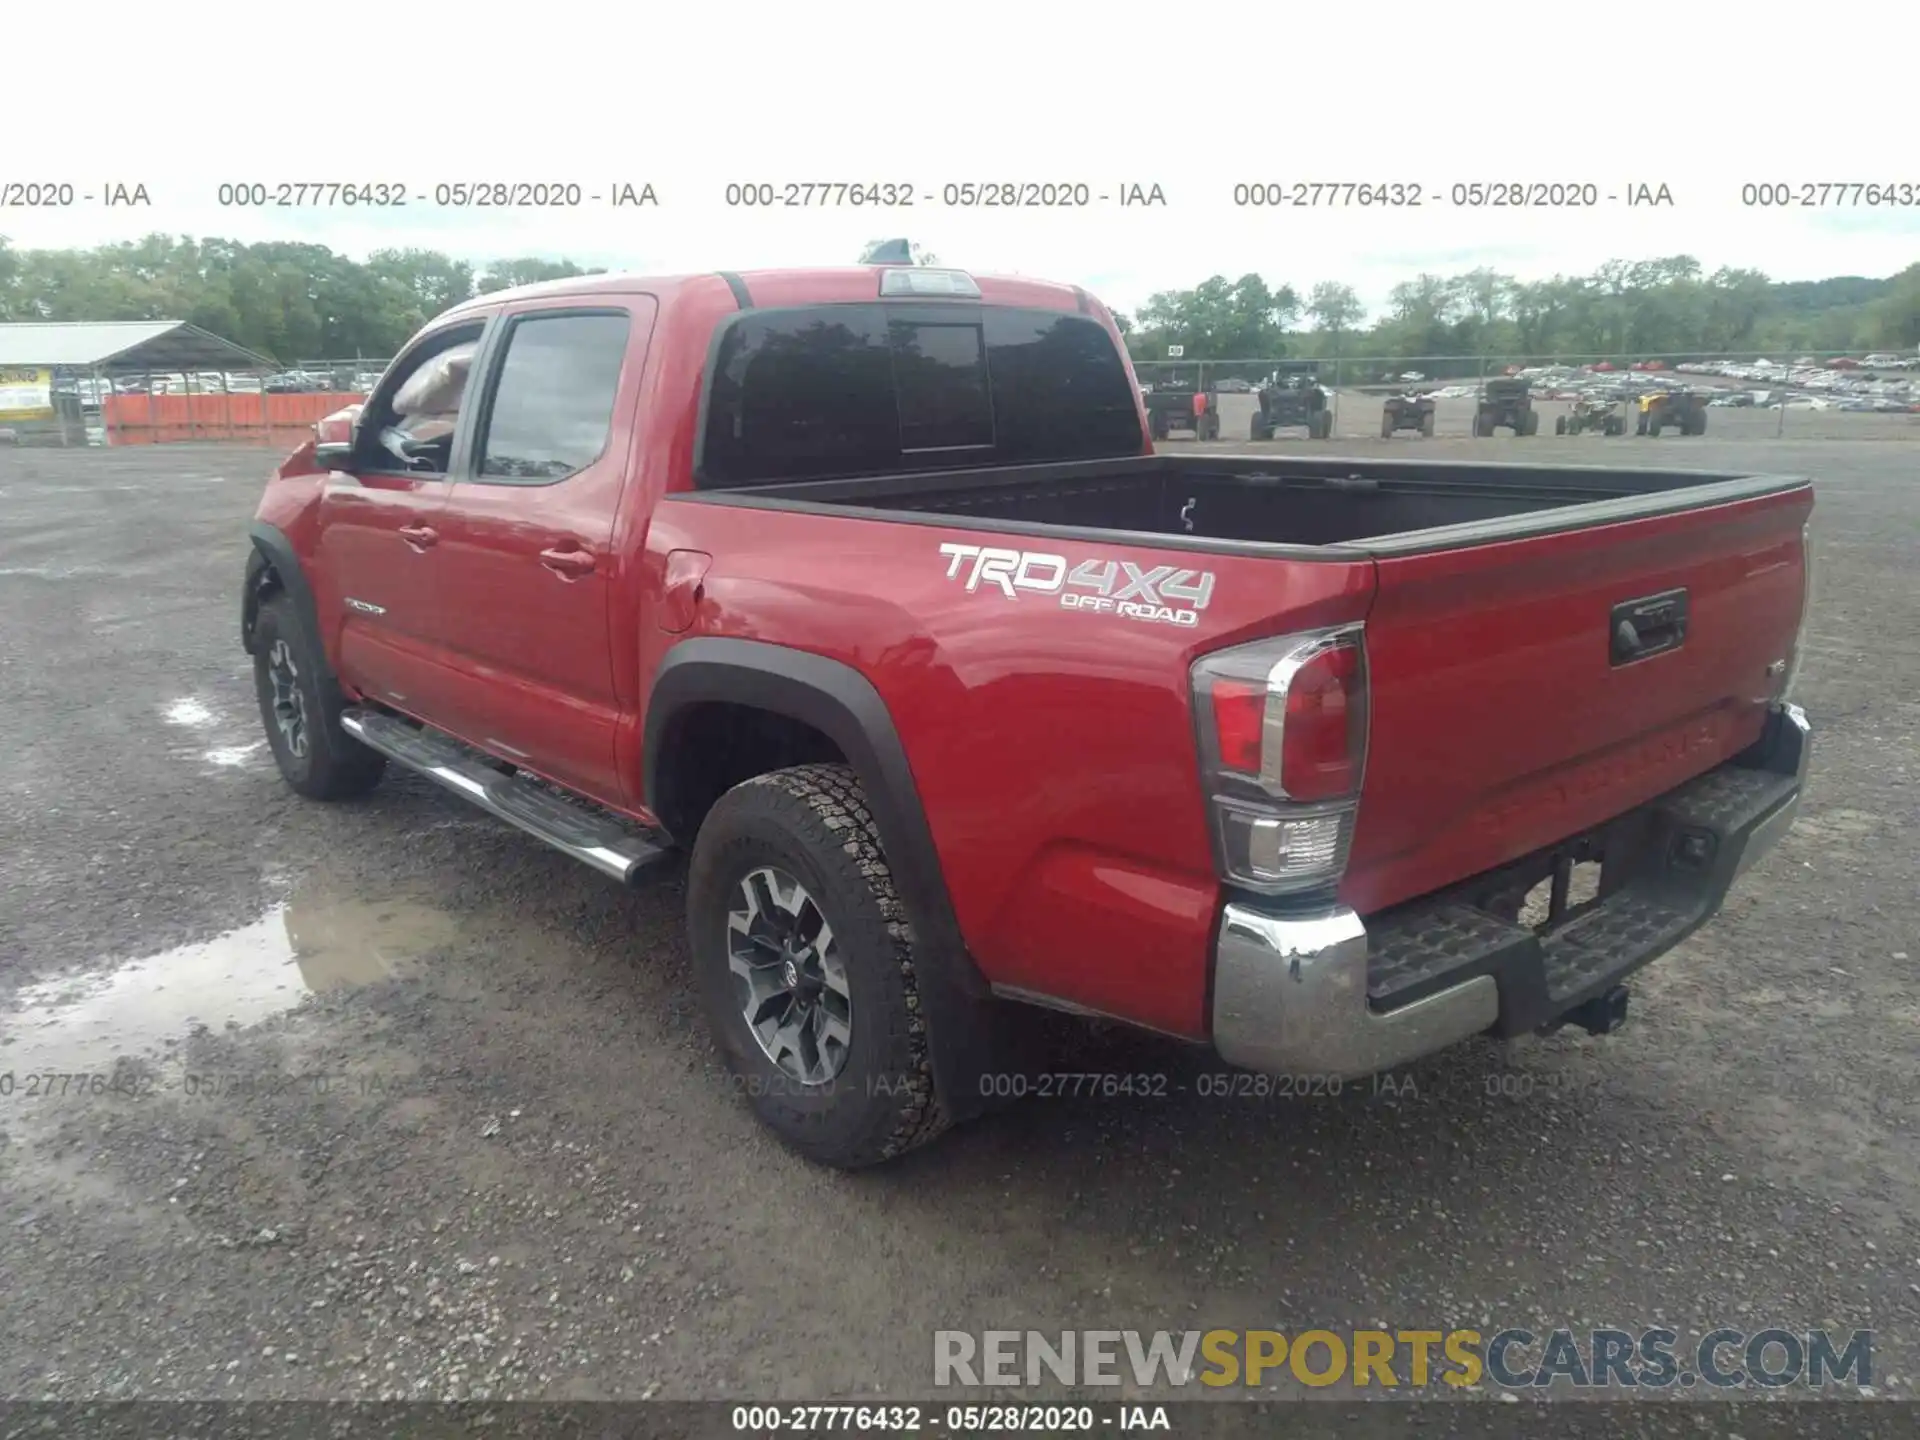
top-left (430, 294), bottom-right (658, 805)
top-left (313, 315), bottom-right (495, 725)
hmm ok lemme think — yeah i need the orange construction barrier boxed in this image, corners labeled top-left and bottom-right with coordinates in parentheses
top-left (102, 391), bottom-right (369, 446)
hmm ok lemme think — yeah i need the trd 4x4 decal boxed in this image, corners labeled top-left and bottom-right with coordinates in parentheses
top-left (938, 542), bottom-right (1216, 628)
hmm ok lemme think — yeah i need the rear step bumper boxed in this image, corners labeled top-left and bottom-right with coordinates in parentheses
top-left (340, 709), bottom-right (675, 885)
top-left (1211, 702), bottom-right (1810, 1079)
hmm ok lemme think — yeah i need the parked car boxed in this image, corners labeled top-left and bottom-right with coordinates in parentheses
top-left (241, 263), bottom-right (1815, 1169)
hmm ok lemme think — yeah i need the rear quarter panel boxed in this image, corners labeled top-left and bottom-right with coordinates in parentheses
top-left (645, 498), bottom-right (1373, 1037)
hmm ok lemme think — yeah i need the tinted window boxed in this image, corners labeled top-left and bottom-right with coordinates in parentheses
top-left (477, 313), bottom-right (630, 481)
top-left (699, 304), bottom-right (1141, 486)
top-left (894, 321), bottom-right (993, 452)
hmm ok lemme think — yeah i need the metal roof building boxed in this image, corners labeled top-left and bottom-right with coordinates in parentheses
top-left (0, 320), bottom-right (275, 372)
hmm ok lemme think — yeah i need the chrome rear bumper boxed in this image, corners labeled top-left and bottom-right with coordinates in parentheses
top-left (1211, 703), bottom-right (1811, 1079)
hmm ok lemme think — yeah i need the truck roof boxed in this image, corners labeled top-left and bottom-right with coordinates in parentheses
top-left (444, 266), bottom-right (1097, 316)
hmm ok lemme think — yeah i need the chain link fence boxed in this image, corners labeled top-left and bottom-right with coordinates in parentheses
top-left (1130, 349), bottom-right (1920, 442)
top-left (8, 346), bottom-right (1915, 449)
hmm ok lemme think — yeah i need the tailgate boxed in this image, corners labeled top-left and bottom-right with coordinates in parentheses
top-left (1343, 483), bottom-right (1812, 915)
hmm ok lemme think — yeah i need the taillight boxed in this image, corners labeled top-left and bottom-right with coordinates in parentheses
top-left (1780, 520), bottom-right (1814, 701)
top-left (1191, 626), bottom-right (1369, 896)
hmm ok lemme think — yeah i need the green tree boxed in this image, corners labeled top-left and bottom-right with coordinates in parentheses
top-left (476, 257), bottom-right (606, 295)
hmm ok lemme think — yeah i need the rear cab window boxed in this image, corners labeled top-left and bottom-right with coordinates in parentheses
top-left (696, 304), bottom-right (1144, 487)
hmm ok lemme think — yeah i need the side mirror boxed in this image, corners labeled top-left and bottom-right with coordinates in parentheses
top-left (312, 402), bottom-right (365, 469)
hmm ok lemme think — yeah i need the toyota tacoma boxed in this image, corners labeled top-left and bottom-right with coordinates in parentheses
top-left (241, 263), bottom-right (1814, 1168)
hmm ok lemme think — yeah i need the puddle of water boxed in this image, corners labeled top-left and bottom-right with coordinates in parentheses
top-left (163, 698), bottom-right (217, 728)
top-left (1, 891), bottom-right (461, 1077)
top-left (204, 742), bottom-right (264, 768)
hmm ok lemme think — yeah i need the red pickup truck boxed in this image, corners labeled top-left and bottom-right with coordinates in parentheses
top-left (242, 264), bottom-right (1814, 1168)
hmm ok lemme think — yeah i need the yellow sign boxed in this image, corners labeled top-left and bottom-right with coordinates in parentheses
top-left (0, 366), bottom-right (54, 421)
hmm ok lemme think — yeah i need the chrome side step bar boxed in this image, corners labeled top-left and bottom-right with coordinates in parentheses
top-left (341, 709), bottom-right (675, 885)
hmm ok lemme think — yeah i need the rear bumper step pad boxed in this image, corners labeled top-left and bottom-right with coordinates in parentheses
top-left (1365, 757), bottom-right (1800, 1038)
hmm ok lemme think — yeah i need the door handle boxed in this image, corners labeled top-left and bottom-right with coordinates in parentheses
top-left (540, 546), bottom-right (597, 578)
top-left (398, 523), bottom-right (438, 549)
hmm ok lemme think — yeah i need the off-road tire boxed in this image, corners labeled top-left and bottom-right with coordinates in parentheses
top-left (251, 593), bottom-right (387, 801)
top-left (1420, 411), bottom-right (1435, 437)
top-left (1555, 415), bottom-right (1569, 435)
top-left (1250, 417), bottom-right (1273, 441)
top-left (1647, 417), bottom-right (1664, 437)
top-left (1381, 413), bottom-right (1395, 439)
top-left (1520, 410), bottom-right (1540, 436)
top-left (687, 763), bottom-right (950, 1170)
top-left (1686, 410), bottom-right (1707, 436)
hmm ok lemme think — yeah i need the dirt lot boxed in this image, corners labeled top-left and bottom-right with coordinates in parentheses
top-left (1181, 389), bottom-right (1919, 444)
top-left (1, 440), bottom-right (1916, 1408)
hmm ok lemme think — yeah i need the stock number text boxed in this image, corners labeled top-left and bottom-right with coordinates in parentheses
top-left (1741, 182), bottom-right (1919, 208)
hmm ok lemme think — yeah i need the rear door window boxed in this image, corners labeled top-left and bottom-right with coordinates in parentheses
top-left (698, 304), bottom-right (1142, 486)
top-left (475, 312), bottom-right (631, 483)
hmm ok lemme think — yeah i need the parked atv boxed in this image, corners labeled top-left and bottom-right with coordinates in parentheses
top-left (1380, 391), bottom-right (1436, 438)
top-left (1250, 370), bottom-right (1332, 440)
top-left (1473, 376), bottom-right (1539, 436)
top-left (1555, 398), bottom-right (1627, 436)
top-left (1142, 383), bottom-right (1222, 442)
top-left (1635, 390), bottom-right (1709, 437)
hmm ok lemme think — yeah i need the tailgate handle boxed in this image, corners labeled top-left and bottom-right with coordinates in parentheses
top-left (1610, 588), bottom-right (1689, 666)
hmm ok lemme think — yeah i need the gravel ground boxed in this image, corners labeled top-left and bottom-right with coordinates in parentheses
top-left (0, 440), bottom-right (1916, 1409)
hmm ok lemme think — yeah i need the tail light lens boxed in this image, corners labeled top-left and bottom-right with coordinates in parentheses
top-left (1780, 520), bottom-right (1814, 701)
top-left (1191, 626), bottom-right (1369, 896)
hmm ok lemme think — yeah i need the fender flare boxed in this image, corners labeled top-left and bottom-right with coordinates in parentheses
top-left (242, 521), bottom-right (320, 657)
top-left (645, 637), bottom-right (1001, 1121)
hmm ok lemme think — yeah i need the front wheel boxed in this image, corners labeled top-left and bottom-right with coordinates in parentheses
top-left (1555, 415), bottom-right (1569, 435)
top-left (251, 594), bottom-right (386, 800)
top-left (686, 764), bottom-right (951, 1169)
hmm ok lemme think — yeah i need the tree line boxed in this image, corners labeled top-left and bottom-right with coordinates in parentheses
top-left (0, 233), bottom-right (1913, 366)
top-left (0, 235), bottom-right (606, 360)
top-left (1121, 259), bottom-right (1919, 367)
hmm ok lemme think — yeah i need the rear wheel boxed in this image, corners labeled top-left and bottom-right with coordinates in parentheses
top-left (686, 763), bottom-right (952, 1170)
top-left (1381, 413), bottom-right (1395, 439)
top-left (1555, 415), bottom-right (1569, 435)
top-left (251, 594), bottom-right (387, 801)
top-left (1419, 411), bottom-right (1434, 437)
top-left (1313, 411), bottom-right (1333, 439)
top-left (1520, 410), bottom-right (1540, 436)
top-left (1250, 417), bottom-right (1272, 441)
top-left (1686, 409), bottom-right (1707, 436)
top-left (1647, 417), bottom-right (1663, 437)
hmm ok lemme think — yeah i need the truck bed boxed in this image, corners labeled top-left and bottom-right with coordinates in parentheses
top-left (705, 453), bottom-right (1799, 555)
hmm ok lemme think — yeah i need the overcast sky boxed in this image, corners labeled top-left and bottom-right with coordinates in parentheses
top-left (7, 3), bottom-right (1912, 322)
